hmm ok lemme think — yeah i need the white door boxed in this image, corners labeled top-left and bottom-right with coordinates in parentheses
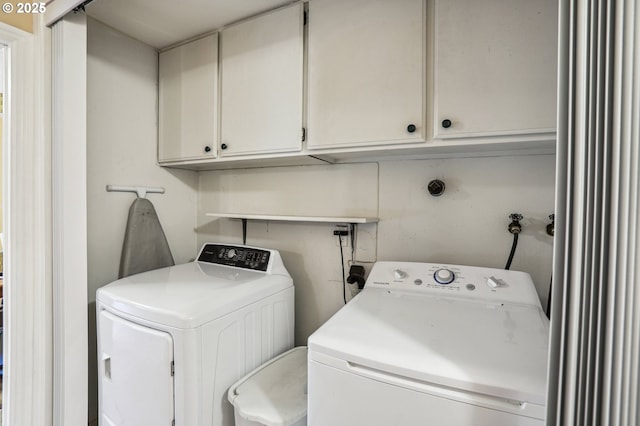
top-left (98, 310), bottom-right (175, 426)
top-left (307, 0), bottom-right (425, 149)
top-left (433, 0), bottom-right (557, 139)
top-left (159, 33), bottom-right (218, 162)
top-left (220, 3), bottom-right (304, 156)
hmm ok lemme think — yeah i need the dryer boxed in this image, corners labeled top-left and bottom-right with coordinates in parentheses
top-left (96, 243), bottom-right (294, 426)
top-left (308, 261), bottom-right (549, 426)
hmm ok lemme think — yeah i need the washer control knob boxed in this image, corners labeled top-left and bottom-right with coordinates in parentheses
top-left (434, 268), bottom-right (455, 284)
top-left (394, 269), bottom-right (408, 280)
top-left (226, 248), bottom-right (237, 259)
top-left (487, 276), bottom-right (507, 288)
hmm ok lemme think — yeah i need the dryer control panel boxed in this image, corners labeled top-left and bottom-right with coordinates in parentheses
top-left (197, 244), bottom-right (271, 271)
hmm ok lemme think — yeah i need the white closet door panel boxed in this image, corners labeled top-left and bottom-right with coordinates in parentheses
top-left (220, 3), bottom-right (303, 156)
top-left (307, 0), bottom-right (425, 149)
top-left (98, 310), bottom-right (174, 426)
top-left (159, 33), bottom-right (218, 161)
top-left (434, 0), bottom-right (557, 138)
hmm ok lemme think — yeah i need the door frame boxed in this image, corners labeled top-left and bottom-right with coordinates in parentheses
top-left (51, 12), bottom-right (88, 426)
top-left (1, 14), bottom-right (53, 426)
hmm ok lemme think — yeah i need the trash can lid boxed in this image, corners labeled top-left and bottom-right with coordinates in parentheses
top-left (228, 347), bottom-right (307, 426)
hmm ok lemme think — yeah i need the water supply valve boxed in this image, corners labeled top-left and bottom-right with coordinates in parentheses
top-left (508, 213), bottom-right (523, 234)
top-left (546, 214), bottom-right (555, 236)
top-left (504, 213), bottom-right (523, 270)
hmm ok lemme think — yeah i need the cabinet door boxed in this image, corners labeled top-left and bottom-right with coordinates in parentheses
top-left (307, 0), bottom-right (425, 149)
top-left (220, 3), bottom-right (304, 156)
top-left (434, 0), bottom-right (557, 139)
top-left (159, 33), bottom-right (218, 162)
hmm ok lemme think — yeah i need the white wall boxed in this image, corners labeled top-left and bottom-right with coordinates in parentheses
top-left (82, 11), bottom-right (556, 426)
top-left (86, 18), bottom-right (199, 424)
top-left (198, 154), bottom-right (556, 345)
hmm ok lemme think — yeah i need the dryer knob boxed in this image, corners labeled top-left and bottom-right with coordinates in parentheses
top-left (434, 268), bottom-right (455, 284)
top-left (226, 248), bottom-right (237, 259)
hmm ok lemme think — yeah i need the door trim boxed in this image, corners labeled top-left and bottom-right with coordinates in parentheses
top-left (1, 14), bottom-right (54, 426)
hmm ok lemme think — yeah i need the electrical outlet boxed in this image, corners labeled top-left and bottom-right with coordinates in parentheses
top-left (336, 235), bottom-right (349, 247)
top-left (333, 226), bottom-right (349, 246)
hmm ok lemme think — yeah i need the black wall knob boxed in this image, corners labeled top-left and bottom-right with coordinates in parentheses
top-left (427, 179), bottom-right (446, 197)
top-left (204, 145), bottom-right (212, 153)
top-left (221, 143), bottom-right (228, 150)
top-left (441, 119), bottom-right (452, 129)
top-left (407, 124), bottom-right (417, 133)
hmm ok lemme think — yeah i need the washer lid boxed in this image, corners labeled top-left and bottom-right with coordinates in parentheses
top-left (96, 261), bottom-right (292, 329)
top-left (308, 288), bottom-right (549, 405)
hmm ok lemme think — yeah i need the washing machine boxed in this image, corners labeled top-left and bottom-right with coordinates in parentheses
top-left (308, 261), bottom-right (549, 426)
top-left (96, 243), bottom-right (295, 426)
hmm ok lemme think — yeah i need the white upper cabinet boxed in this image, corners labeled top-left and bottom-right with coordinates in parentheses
top-left (433, 0), bottom-right (558, 139)
top-left (219, 3), bottom-right (304, 156)
top-left (307, 0), bottom-right (426, 150)
top-left (152, 0), bottom-right (557, 169)
top-left (158, 33), bottom-right (218, 162)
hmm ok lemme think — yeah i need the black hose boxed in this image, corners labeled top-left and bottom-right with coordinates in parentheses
top-left (546, 276), bottom-right (552, 318)
top-left (338, 235), bottom-right (347, 304)
top-left (504, 233), bottom-right (519, 270)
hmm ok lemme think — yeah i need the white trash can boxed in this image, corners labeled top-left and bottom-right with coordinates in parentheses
top-left (228, 346), bottom-right (308, 426)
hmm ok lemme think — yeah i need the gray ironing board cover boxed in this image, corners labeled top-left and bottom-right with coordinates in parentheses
top-left (118, 197), bottom-right (175, 278)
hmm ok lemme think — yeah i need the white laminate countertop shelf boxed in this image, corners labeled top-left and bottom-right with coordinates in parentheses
top-left (205, 213), bottom-right (378, 224)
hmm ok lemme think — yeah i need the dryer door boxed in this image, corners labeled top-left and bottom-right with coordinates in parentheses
top-left (98, 310), bottom-right (175, 426)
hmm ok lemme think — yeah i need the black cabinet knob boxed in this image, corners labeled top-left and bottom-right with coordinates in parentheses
top-left (441, 119), bottom-right (452, 129)
top-left (204, 145), bottom-right (212, 153)
top-left (221, 143), bottom-right (228, 150)
top-left (407, 124), bottom-right (417, 133)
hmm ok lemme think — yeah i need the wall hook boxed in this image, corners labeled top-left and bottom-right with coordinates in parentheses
top-left (106, 185), bottom-right (165, 199)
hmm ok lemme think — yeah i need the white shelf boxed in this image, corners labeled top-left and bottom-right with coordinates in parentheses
top-left (205, 213), bottom-right (378, 224)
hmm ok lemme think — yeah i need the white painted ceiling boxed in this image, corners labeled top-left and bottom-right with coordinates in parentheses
top-left (86, 0), bottom-right (295, 49)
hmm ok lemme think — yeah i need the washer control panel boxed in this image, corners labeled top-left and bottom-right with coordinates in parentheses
top-left (197, 243), bottom-right (271, 271)
top-left (366, 261), bottom-right (541, 307)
